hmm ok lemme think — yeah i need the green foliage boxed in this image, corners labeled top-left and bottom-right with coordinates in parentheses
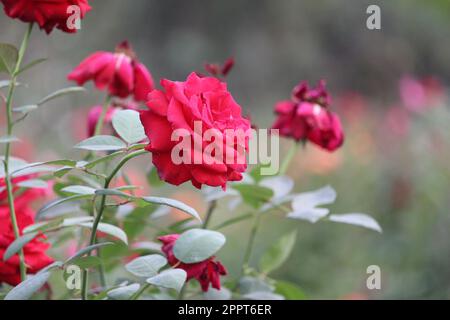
top-left (0, 43), bottom-right (18, 75)
top-left (232, 183), bottom-right (274, 209)
top-left (146, 269), bottom-right (187, 293)
top-left (4, 272), bottom-right (51, 300)
top-left (112, 109), bottom-right (146, 144)
top-left (74, 135), bottom-right (127, 151)
top-left (173, 228), bottom-right (226, 263)
top-left (259, 230), bottom-right (297, 274)
top-left (125, 254), bottom-right (167, 278)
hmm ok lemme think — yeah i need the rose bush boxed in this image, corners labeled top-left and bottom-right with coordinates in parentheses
top-left (0, 3), bottom-right (383, 302)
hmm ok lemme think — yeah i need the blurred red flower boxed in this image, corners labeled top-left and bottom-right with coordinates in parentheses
top-left (159, 234), bottom-right (227, 292)
top-left (204, 57), bottom-right (235, 78)
top-left (140, 72), bottom-right (251, 189)
top-left (86, 100), bottom-right (138, 137)
top-left (272, 80), bottom-right (344, 152)
top-left (399, 75), bottom-right (445, 113)
top-left (0, 0), bottom-right (91, 34)
top-left (0, 178), bottom-right (53, 286)
top-left (68, 41), bottom-right (154, 101)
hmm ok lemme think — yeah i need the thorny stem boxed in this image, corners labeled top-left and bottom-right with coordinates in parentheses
top-left (2, 23), bottom-right (34, 282)
top-left (81, 149), bottom-right (147, 299)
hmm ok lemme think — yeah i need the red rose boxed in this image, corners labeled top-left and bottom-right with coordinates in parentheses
top-left (68, 41), bottom-right (154, 101)
top-left (0, 178), bottom-right (53, 286)
top-left (159, 234), bottom-right (227, 292)
top-left (140, 72), bottom-right (251, 189)
top-left (271, 80), bottom-right (344, 151)
top-left (0, 176), bottom-right (48, 210)
top-left (0, 0), bottom-right (91, 34)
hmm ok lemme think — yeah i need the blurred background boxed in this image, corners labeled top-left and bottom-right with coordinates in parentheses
top-left (1, 0), bottom-right (450, 299)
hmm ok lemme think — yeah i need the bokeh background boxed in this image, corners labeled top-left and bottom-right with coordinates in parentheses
top-left (1, 0), bottom-right (450, 299)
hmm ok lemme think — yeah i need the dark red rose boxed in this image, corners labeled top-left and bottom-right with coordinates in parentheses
top-left (159, 234), bottom-right (227, 292)
top-left (140, 72), bottom-right (251, 189)
top-left (0, 179), bottom-right (53, 286)
top-left (204, 57), bottom-right (235, 78)
top-left (0, 175), bottom-right (48, 210)
top-left (271, 80), bottom-right (344, 151)
top-left (68, 41), bottom-right (154, 101)
top-left (0, 0), bottom-right (91, 34)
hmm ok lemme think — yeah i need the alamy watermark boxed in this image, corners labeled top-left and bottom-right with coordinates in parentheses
top-left (366, 265), bottom-right (381, 290)
top-left (366, 5), bottom-right (381, 30)
top-left (66, 5), bottom-right (82, 30)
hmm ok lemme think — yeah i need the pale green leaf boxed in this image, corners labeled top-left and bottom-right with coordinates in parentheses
top-left (259, 230), bottom-right (297, 274)
top-left (125, 254), bottom-right (167, 278)
top-left (0, 43), bottom-right (18, 75)
top-left (146, 269), bottom-right (187, 293)
top-left (4, 272), bottom-right (51, 300)
top-left (173, 229), bottom-right (226, 263)
top-left (74, 135), bottom-right (126, 151)
top-left (112, 109), bottom-right (146, 144)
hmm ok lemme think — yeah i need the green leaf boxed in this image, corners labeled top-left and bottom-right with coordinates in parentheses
top-left (13, 104), bottom-right (38, 113)
top-left (204, 287), bottom-right (232, 300)
top-left (95, 188), bottom-right (132, 198)
top-left (61, 185), bottom-right (96, 195)
top-left (259, 230), bottom-right (297, 274)
top-left (3, 232), bottom-right (38, 261)
top-left (141, 196), bottom-right (201, 221)
top-left (65, 242), bottom-right (114, 265)
top-left (243, 291), bottom-right (284, 300)
top-left (125, 254), bottom-right (167, 278)
top-left (69, 256), bottom-right (102, 269)
top-left (11, 159), bottom-right (77, 176)
top-left (232, 184), bottom-right (274, 209)
top-left (0, 43), bottom-right (18, 75)
top-left (173, 228), bottom-right (226, 263)
top-left (287, 185), bottom-right (337, 223)
top-left (23, 217), bottom-right (94, 234)
top-left (328, 213), bottom-right (382, 233)
top-left (75, 135), bottom-right (127, 151)
top-left (78, 222), bottom-right (128, 245)
top-left (4, 271), bottom-right (51, 300)
top-left (0, 135), bottom-right (20, 143)
top-left (107, 283), bottom-right (140, 300)
top-left (17, 179), bottom-right (48, 189)
top-left (112, 109), bottom-right (146, 144)
top-left (37, 195), bottom-right (92, 219)
top-left (146, 269), bottom-right (187, 293)
top-left (39, 261), bottom-right (64, 273)
top-left (53, 167), bottom-right (73, 178)
top-left (239, 276), bottom-right (274, 294)
top-left (37, 86), bottom-right (85, 105)
top-left (275, 281), bottom-right (307, 300)
top-left (23, 219), bottom-right (64, 234)
top-left (16, 58), bottom-right (46, 76)
top-left (84, 151), bottom-right (123, 169)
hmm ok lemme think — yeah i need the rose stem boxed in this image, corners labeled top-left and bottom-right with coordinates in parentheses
top-left (81, 149), bottom-right (146, 299)
top-left (3, 22), bottom-right (34, 282)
